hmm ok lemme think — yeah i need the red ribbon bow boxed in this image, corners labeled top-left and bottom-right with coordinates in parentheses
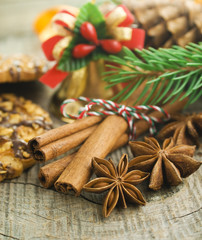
top-left (40, 5), bottom-right (145, 88)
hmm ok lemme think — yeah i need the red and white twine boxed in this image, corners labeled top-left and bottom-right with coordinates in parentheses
top-left (60, 97), bottom-right (170, 140)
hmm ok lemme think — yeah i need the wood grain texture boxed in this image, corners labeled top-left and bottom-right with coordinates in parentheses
top-left (0, 1), bottom-right (202, 238)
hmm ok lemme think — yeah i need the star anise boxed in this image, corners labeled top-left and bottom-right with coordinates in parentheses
top-left (83, 154), bottom-right (149, 217)
top-left (158, 113), bottom-right (202, 147)
top-left (129, 137), bottom-right (201, 191)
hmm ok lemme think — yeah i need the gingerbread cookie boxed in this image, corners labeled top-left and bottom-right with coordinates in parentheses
top-left (0, 94), bottom-right (52, 182)
top-left (0, 54), bottom-right (49, 83)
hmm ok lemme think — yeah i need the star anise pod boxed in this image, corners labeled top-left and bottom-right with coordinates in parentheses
top-left (83, 154), bottom-right (149, 217)
top-left (129, 137), bottom-right (201, 191)
top-left (158, 113), bottom-right (202, 147)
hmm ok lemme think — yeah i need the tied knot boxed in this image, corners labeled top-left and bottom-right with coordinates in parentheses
top-left (118, 105), bottom-right (129, 116)
top-left (61, 97), bottom-right (170, 140)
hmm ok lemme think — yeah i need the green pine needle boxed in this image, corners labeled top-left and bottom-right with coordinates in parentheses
top-left (104, 42), bottom-right (202, 106)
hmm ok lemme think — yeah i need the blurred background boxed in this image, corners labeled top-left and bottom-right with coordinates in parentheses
top-left (0, 0), bottom-right (89, 55)
top-left (1, 0), bottom-right (201, 55)
top-left (0, 0), bottom-right (89, 36)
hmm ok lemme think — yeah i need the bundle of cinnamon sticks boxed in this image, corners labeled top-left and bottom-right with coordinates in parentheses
top-left (29, 116), bottom-right (102, 162)
top-left (28, 98), bottom-right (187, 196)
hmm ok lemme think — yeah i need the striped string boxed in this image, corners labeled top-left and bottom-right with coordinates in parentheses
top-left (60, 97), bottom-right (170, 140)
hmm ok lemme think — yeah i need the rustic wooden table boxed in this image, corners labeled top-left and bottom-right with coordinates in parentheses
top-left (0, 1), bottom-right (202, 239)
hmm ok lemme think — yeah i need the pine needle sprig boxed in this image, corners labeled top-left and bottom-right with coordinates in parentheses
top-left (104, 42), bottom-right (202, 106)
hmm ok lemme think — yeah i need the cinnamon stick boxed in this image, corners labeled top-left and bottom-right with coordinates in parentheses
top-left (55, 115), bottom-right (128, 195)
top-left (28, 116), bottom-right (102, 151)
top-left (33, 125), bottom-right (98, 162)
top-left (38, 133), bottom-right (129, 188)
top-left (39, 153), bottom-right (76, 188)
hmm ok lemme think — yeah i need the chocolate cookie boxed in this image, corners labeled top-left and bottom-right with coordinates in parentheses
top-left (0, 94), bottom-right (52, 182)
top-left (0, 54), bottom-right (49, 83)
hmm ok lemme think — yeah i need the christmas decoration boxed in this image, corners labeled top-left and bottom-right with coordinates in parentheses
top-left (104, 42), bottom-right (202, 106)
top-left (35, 2), bottom-right (145, 118)
top-left (39, 2), bottom-right (145, 88)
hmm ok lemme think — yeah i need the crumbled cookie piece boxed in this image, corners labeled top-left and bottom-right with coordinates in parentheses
top-left (0, 54), bottom-right (49, 83)
top-left (0, 93), bottom-right (52, 182)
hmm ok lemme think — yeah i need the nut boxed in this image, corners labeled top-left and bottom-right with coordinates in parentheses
top-left (0, 141), bottom-right (12, 153)
top-left (0, 127), bottom-right (13, 137)
top-left (22, 151), bottom-right (30, 158)
top-left (0, 101), bottom-right (13, 111)
top-left (0, 151), bottom-right (23, 181)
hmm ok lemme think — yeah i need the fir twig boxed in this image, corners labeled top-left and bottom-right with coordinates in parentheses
top-left (104, 42), bottom-right (202, 106)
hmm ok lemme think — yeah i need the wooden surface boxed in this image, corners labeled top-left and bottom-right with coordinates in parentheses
top-left (0, 1), bottom-right (202, 239)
